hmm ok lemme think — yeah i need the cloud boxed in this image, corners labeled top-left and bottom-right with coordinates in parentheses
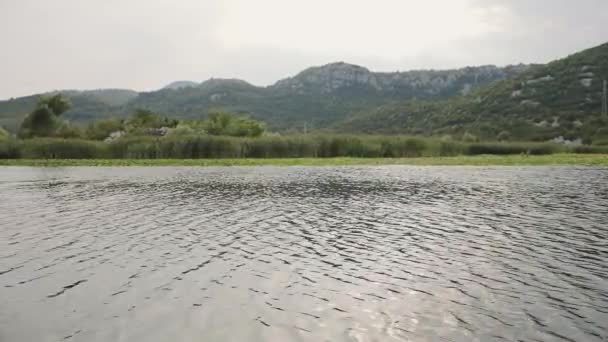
top-left (464, 0), bottom-right (608, 61)
top-left (0, 0), bottom-right (607, 99)
top-left (217, 0), bottom-right (490, 57)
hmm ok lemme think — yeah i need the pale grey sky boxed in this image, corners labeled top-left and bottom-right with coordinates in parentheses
top-left (1, 0), bottom-right (607, 99)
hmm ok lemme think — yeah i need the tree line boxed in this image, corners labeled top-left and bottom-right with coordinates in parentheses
top-left (15, 94), bottom-right (266, 140)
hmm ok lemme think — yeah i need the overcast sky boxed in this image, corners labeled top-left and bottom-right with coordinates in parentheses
top-left (1, 0), bottom-right (607, 99)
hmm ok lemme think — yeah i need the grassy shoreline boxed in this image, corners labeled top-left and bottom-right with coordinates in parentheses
top-left (1, 154), bottom-right (608, 167)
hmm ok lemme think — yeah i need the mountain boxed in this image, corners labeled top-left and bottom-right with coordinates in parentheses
top-left (340, 42), bottom-right (608, 142)
top-left (0, 63), bottom-right (525, 132)
top-left (271, 62), bottom-right (531, 97)
top-left (128, 78), bottom-right (267, 120)
top-left (0, 64), bottom-right (527, 132)
top-left (0, 41), bottom-right (606, 141)
top-left (124, 64), bottom-right (527, 131)
top-left (163, 81), bottom-right (199, 90)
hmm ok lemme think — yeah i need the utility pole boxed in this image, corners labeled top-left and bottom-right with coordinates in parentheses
top-left (603, 79), bottom-right (608, 119)
top-left (304, 122), bottom-right (307, 134)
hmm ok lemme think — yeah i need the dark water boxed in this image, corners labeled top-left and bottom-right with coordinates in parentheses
top-left (1, 166), bottom-right (607, 342)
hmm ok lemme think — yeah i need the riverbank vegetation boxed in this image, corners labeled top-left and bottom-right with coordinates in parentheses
top-left (1, 95), bottom-right (608, 162)
top-left (3, 135), bottom-right (608, 160)
top-left (2, 155), bottom-right (607, 167)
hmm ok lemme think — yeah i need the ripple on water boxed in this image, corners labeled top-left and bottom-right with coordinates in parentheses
top-left (0, 166), bottom-right (607, 342)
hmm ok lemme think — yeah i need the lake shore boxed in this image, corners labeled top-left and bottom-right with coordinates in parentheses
top-left (1, 154), bottom-right (608, 167)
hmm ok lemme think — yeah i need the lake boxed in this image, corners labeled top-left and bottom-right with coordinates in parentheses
top-left (1, 166), bottom-right (607, 342)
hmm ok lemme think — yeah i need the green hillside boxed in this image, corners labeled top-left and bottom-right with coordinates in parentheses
top-left (340, 43), bottom-right (608, 142)
top-left (0, 89), bottom-right (136, 132)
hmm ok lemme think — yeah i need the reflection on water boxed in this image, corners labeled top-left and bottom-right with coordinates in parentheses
top-left (1, 166), bottom-right (607, 342)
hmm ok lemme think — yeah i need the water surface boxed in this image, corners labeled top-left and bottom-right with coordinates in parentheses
top-left (1, 166), bottom-right (607, 341)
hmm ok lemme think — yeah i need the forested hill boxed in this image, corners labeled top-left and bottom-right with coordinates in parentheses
top-left (120, 64), bottom-right (531, 131)
top-left (0, 64), bottom-right (528, 132)
top-left (339, 42), bottom-right (608, 142)
top-left (0, 89), bottom-right (137, 132)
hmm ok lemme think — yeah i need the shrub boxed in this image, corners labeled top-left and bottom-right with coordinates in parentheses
top-left (0, 139), bottom-right (21, 158)
top-left (0, 127), bottom-right (9, 140)
top-left (467, 143), bottom-right (558, 155)
top-left (462, 132), bottom-right (479, 142)
top-left (438, 141), bottom-right (466, 156)
top-left (18, 106), bottom-right (61, 138)
top-left (380, 138), bottom-right (427, 157)
top-left (497, 131), bottom-right (511, 141)
top-left (5, 133), bottom-right (596, 160)
top-left (203, 112), bottom-right (265, 137)
top-left (56, 123), bottom-right (85, 139)
top-left (20, 138), bottom-right (104, 159)
top-left (572, 145), bottom-right (608, 154)
top-left (86, 119), bottom-right (124, 140)
top-left (18, 95), bottom-right (73, 138)
top-left (592, 139), bottom-right (608, 146)
top-left (107, 136), bottom-right (157, 158)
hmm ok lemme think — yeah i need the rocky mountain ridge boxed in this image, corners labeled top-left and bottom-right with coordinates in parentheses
top-left (271, 62), bottom-right (532, 97)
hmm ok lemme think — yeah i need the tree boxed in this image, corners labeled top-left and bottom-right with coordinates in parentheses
top-left (86, 118), bottom-right (124, 140)
top-left (125, 109), bottom-right (178, 134)
top-left (227, 117), bottom-right (265, 137)
top-left (203, 112), bottom-right (233, 135)
top-left (56, 122), bottom-right (84, 139)
top-left (202, 111), bottom-right (265, 137)
top-left (18, 94), bottom-right (72, 138)
top-left (39, 94), bottom-right (72, 116)
top-left (18, 105), bottom-right (59, 138)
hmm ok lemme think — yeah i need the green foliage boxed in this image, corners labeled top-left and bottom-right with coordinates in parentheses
top-left (202, 112), bottom-right (265, 137)
top-left (2, 154), bottom-right (608, 167)
top-left (497, 131), bottom-right (511, 141)
top-left (467, 143), bottom-right (560, 155)
top-left (166, 123), bottom-right (196, 136)
top-left (0, 139), bottom-right (20, 158)
top-left (17, 94), bottom-right (77, 138)
top-left (341, 42), bottom-right (608, 141)
top-left (18, 105), bottom-right (61, 138)
top-left (438, 141), bottom-right (467, 156)
top-left (379, 138), bottom-right (427, 157)
top-left (0, 129), bottom-right (16, 158)
top-left (105, 136), bottom-right (158, 158)
top-left (592, 138), bottom-right (608, 146)
top-left (39, 94), bottom-right (72, 116)
top-left (0, 134), bottom-right (578, 160)
top-left (125, 109), bottom-right (178, 133)
top-left (203, 112), bottom-right (232, 135)
top-left (462, 132), bottom-right (479, 143)
top-left (86, 118), bottom-right (124, 140)
top-left (56, 122), bottom-right (84, 139)
top-left (228, 117), bottom-right (265, 137)
top-left (18, 138), bottom-right (104, 159)
top-left (0, 127), bottom-right (9, 140)
top-left (0, 90), bottom-right (135, 134)
top-left (571, 145), bottom-right (608, 154)
top-left (82, 110), bottom-right (265, 141)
